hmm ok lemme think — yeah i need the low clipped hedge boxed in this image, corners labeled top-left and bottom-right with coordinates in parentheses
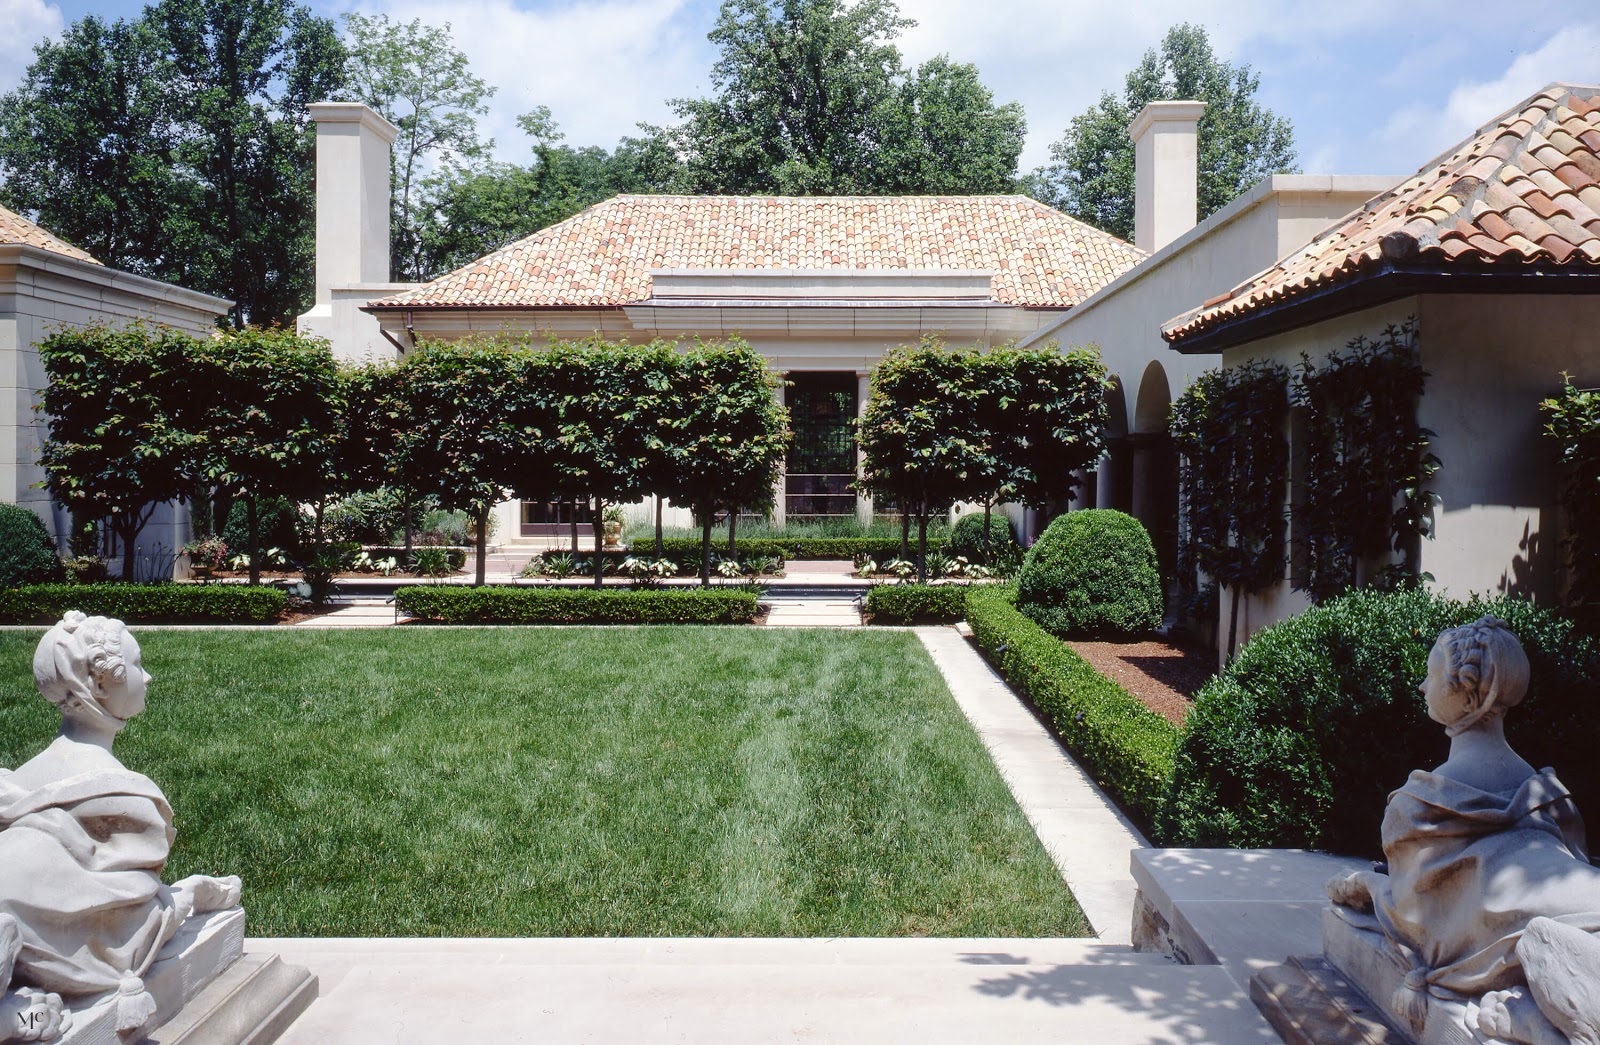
top-left (395, 585), bottom-right (759, 624)
top-left (967, 584), bottom-right (1180, 829)
top-left (1016, 510), bottom-right (1163, 637)
top-left (1161, 587), bottom-right (1600, 856)
top-left (864, 584), bottom-right (969, 624)
top-left (0, 583), bottom-right (286, 623)
top-left (656, 537), bottom-right (946, 562)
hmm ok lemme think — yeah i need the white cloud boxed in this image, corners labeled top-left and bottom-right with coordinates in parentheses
top-left (1375, 21), bottom-right (1600, 171)
top-left (0, 0), bottom-right (63, 94)
top-left (368, 0), bottom-right (712, 163)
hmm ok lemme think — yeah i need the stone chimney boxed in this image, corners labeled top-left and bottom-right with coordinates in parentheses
top-left (1128, 100), bottom-right (1206, 254)
top-left (307, 102), bottom-right (398, 306)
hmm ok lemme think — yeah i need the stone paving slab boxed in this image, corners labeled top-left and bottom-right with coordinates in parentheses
top-left (258, 939), bottom-right (1275, 1044)
top-left (915, 628), bottom-right (1147, 946)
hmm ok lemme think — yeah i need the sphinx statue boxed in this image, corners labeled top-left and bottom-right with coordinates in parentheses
top-left (1327, 615), bottom-right (1600, 1045)
top-left (0, 613), bottom-right (240, 1043)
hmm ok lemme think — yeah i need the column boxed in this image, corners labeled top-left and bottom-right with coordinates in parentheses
top-left (771, 377), bottom-right (787, 529)
top-left (855, 371), bottom-right (874, 527)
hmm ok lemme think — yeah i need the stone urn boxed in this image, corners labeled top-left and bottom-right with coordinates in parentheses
top-left (602, 519), bottom-right (623, 548)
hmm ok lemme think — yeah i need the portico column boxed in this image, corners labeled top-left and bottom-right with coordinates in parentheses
top-left (856, 370), bottom-right (874, 527)
top-left (771, 377), bottom-right (787, 529)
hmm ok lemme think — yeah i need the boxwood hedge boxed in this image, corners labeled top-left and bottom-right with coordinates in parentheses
top-left (864, 584), bottom-right (969, 624)
top-left (1161, 587), bottom-right (1600, 855)
top-left (395, 585), bottom-right (759, 624)
top-left (966, 584), bottom-right (1180, 829)
top-left (0, 583), bottom-right (286, 623)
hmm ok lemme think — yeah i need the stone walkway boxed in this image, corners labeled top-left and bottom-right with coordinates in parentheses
top-left (252, 623), bottom-right (1279, 1043)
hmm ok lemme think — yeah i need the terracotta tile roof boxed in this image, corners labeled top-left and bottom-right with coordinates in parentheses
top-left (0, 204), bottom-right (100, 265)
top-left (375, 195), bottom-right (1144, 309)
top-left (1165, 83), bottom-right (1600, 345)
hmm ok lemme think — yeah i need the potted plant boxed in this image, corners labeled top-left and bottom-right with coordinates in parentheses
top-left (601, 505), bottom-right (627, 549)
top-left (181, 536), bottom-right (228, 581)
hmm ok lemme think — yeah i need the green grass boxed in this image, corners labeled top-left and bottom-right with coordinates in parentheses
top-left (0, 628), bottom-right (1086, 938)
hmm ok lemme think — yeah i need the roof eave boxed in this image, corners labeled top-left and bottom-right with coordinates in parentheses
top-left (1163, 263), bottom-right (1600, 355)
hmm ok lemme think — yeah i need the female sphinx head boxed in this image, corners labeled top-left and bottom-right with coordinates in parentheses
top-left (32, 611), bottom-right (150, 731)
top-left (1422, 615), bottom-right (1530, 737)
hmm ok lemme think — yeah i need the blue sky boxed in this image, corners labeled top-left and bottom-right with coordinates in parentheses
top-left (3, 0), bottom-right (1597, 180)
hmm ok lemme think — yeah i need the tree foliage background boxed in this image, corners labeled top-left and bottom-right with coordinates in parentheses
top-left (1026, 23), bottom-right (1298, 241)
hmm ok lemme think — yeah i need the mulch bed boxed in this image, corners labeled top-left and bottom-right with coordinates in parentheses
top-left (1065, 638), bottom-right (1218, 726)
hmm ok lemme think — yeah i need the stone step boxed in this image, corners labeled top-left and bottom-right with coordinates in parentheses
top-left (152, 952), bottom-right (317, 1045)
top-left (261, 939), bottom-right (1279, 1044)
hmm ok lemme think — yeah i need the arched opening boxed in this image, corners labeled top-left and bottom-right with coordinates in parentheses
top-left (1095, 378), bottom-right (1132, 514)
top-left (1131, 361), bottom-right (1178, 580)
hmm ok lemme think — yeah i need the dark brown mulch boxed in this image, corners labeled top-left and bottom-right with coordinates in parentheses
top-left (1065, 638), bottom-right (1218, 726)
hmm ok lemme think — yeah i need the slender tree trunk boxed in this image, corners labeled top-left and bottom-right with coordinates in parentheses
top-left (117, 518), bottom-right (139, 584)
top-left (474, 508), bottom-right (489, 587)
top-left (592, 498), bottom-right (605, 588)
top-left (570, 499), bottom-right (580, 554)
top-left (983, 500), bottom-right (994, 565)
top-left (916, 511), bottom-right (930, 584)
top-left (402, 490), bottom-right (415, 556)
top-left (655, 497), bottom-right (664, 557)
top-left (729, 511), bottom-right (738, 559)
top-left (899, 512), bottom-right (910, 562)
top-left (246, 496), bottom-right (261, 586)
top-left (700, 509), bottom-right (713, 587)
top-left (1227, 585), bottom-right (1241, 663)
top-left (313, 500), bottom-right (326, 546)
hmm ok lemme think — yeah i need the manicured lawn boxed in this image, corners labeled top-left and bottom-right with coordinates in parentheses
top-left (0, 628), bottom-right (1087, 938)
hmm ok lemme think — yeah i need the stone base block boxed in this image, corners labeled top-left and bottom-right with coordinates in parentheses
top-left (1321, 908), bottom-right (1484, 1045)
top-left (1251, 954), bottom-right (1407, 1044)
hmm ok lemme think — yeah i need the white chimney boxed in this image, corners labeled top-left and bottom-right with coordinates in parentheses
top-left (1128, 100), bottom-right (1206, 254)
top-left (307, 102), bottom-right (398, 306)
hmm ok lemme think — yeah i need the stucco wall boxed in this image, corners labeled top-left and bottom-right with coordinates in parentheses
top-left (1212, 290), bottom-right (1600, 657)
top-left (0, 247), bottom-right (229, 570)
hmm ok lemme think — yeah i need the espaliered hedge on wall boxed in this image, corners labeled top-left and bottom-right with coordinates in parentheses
top-left (864, 584), bottom-right (969, 624)
top-left (395, 586), bottom-right (759, 624)
top-left (0, 584), bottom-right (287, 624)
top-left (966, 584), bottom-right (1180, 829)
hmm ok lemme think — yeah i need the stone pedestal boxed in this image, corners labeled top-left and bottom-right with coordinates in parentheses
top-left (50, 908), bottom-right (316, 1045)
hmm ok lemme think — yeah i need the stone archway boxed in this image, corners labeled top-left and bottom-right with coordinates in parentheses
top-left (1095, 378), bottom-right (1132, 513)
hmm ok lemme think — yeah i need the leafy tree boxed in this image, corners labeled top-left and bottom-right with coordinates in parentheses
top-left (398, 343), bottom-right (518, 585)
top-left (987, 345), bottom-right (1110, 514)
top-left (192, 328), bottom-right (342, 584)
top-left (659, 341), bottom-right (789, 586)
top-left (860, 342), bottom-right (991, 582)
top-left (413, 114), bottom-right (676, 278)
top-left (342, 14), bottom-right (494, 282)
top-left (0, 0), bottom-right (346, 325)
top-left (1027, 23), bottom-right (1297, 241)
top-left (36, 324), bottom-right (203, 582)
top-left (663, 0), bottom-right (1023, 194)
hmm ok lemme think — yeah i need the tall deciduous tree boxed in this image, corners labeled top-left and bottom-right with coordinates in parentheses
top-left (342, 14), bottom-right (494, 282)
top-left (0, 0), bottom-right (347, 326)
top-left (36, 324), bottom-right (203, 582)
top-left (193, 328), bottom-right (342, 584)
top-left (663, 0), bottom-right (1024, 194)
top-left (1027, 23), bottom-right (1297, 241)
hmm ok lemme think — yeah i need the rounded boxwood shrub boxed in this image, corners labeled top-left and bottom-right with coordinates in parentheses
top-left (946, 512), bottom-right (1018, 565)
top-left (1015, 509), bottom-right (1162, 636)
top-left (1159, 587), bottom-right (1600, 855)
top-left (0, 504), bottom-right (62, 587)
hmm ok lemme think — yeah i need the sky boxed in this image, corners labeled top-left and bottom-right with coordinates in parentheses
top-left (2, 0), bottom-right (1597, 180)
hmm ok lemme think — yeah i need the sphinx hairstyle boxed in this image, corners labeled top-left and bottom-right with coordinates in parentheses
top-left (1434, 615), bottom-right (1531, 737)
top-left (32, 611), bottom-right (132, 719)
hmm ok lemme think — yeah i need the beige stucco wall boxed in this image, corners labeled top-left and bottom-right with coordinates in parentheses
top-left (1211, 290), bottom-right (1600, 658)
top-left (0, 246), bottom-right (230, 568)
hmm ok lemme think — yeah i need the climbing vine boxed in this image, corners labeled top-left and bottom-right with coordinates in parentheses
top-left (1171, 359), bottom-right (1290, 657)
top-left (1292, 320), bottom-right (1437, 602)
top-left (1541, 375), bottom-right (1600, 614)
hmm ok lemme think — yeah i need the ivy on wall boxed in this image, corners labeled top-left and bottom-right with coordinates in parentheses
top-left (1541, 376), bottom-right (1600, 614)
top-left (1292, 320), bottom-right (1437, 602)
top-left (1171, 359), bottom-right (1290, 658)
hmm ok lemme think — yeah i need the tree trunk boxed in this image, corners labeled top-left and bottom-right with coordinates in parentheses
top-left (1227, 584), bottom-right (1241, 663)
top-left (117, 517), bottom-right (139, 583)
top-left (700, 510), bottom-right (713, 587)
top-left (570, 499), bottom-right (580, 554)
top-left (655, 497), bottom-right (664, 557)
top-left (313, 500), bottom-right (326, 546)
top-left (916, 510), bottom-right (930, 584)
top-left (983, 501), bottom-right (994, 565)
top-left (899, 513), bottom-right (910, 562)
top-left (402, 490), bottom-right (415, 556)
top-left (592, 498), bottom-right (605, 588)
top-left (474, 508), bottom-right (489, 587)
top-left (246, 496), bottom-right (261, 586)
top-left (728, 511), bottom-right (738, 559)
